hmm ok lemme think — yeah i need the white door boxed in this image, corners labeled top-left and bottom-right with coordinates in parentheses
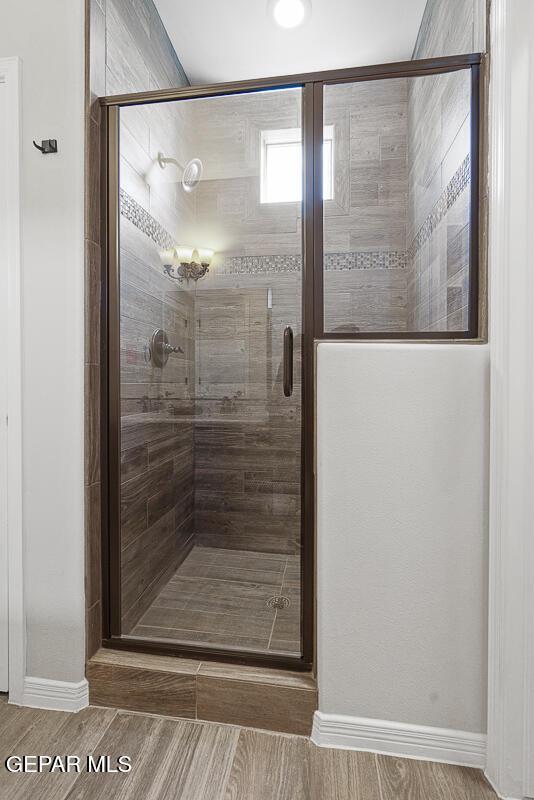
top-left (0, 69), bottom-right (9, 691)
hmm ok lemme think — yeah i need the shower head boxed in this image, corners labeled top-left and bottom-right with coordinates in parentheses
top-left (147, 153), bottom-right (203, 193)
top-left (182, 158), bottom-right (203, 193)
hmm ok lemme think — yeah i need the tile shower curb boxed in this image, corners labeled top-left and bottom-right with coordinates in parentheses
top-left (87, 649), bottom-right (317, 735)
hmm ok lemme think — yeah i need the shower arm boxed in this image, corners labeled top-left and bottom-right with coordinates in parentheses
top-left (157, 152), bottom-right (182, 171)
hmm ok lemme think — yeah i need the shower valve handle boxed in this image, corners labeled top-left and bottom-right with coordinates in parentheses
top-left (150, 328), bottom-right (183, 368)
top-left (162, 342), bottom-right (184, 355)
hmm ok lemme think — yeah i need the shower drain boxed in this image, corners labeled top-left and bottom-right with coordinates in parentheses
top-left (267, 595), bottom-right (291, 610)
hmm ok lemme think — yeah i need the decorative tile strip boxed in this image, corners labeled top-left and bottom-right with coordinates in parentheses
top-left (326, 250), bottom-right (407, 270)
top-left (120, 189), bottom-right (175, 251)
top-left (218, 254), bottom-right (302, 275)
top-left (120, 190), bottom-right (407, 274)
top-left (408, 154), bottom-right (470, 261)
top-left (219, 251), bottom-right (407, 274)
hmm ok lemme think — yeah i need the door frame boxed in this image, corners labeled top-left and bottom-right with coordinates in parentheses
top-left (486, 0), bottom-right (534, 795)
top-left (99, 52), bottom-right (482, 671)
top-left (0, 56), bottom-right (25, 703)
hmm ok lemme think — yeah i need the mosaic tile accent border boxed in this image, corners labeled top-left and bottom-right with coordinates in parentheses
top-left (120, 190), bottom-right (406, 274)
top-left (408, 154), bottom-right (470, 261)
top-left (218, 251), bottom-right (407, 274)
top-left (218, 255), bottom-right (301, 275)
top-left (120, 189), bottom-right (175, 251)
top-left (326, 251), bottom-right (406, 270)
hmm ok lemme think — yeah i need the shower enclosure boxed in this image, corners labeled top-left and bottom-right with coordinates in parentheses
top-left (101, 53), bottom-right (482, 669)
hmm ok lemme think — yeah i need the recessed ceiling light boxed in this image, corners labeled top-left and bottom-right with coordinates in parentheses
top-left (268, 0), bottom-right (311, 29)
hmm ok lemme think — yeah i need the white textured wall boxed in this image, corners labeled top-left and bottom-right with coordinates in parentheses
top-left (0, 0), bottom-right (86, 683)
top-left (316, 343), bottom-right (489, 733)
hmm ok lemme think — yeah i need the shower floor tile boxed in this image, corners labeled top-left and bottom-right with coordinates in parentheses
top-left (130, 546), bottom-right (301, 657)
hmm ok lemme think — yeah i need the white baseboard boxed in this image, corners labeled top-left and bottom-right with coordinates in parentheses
top-left (20, 676), bottom-right (89, 712)
top-left (311, 711), bottom-right (487, 768)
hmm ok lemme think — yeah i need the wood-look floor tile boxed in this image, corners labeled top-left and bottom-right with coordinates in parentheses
top-left (122, 718), bottom-right (239, 800)
top-left (205, 564), bottom-right (284, 586)
top-left (136, 606), bottom-right (274, 638)
top-left (233, 555), bottom-right (288, 572)
top-left (0, 707), bottom-right (115, 800)
top-left (376, 754), bottom-right (449, 800)
top-left (0, 706), bottom-right (69, 762)
top-left (174, 561), bottom-right (213, 579)
top-left (268, 639), bottom-right (300, 655)
top-left (155, 591), bottom-right (274, 619)
top-left (0, 705), bottom-right (53, 758)
top-left (309, 746), bottom-right (381, 800)
top-left (224, 729), bottom-right (309, 800)
top-left (100, 716), bottom-right (186, 800)
top-left (0, 703), bottom-right (498, 800)
top-left (64, 712), bottom-right (161, 800)
top-left (182, 548), bottom-right (218, 565)
top-left (270, 611), bottom-right (300, 642)
top-left (128, 545), bottom-right (303, 655)
top-left (429, 761), bottom-right (498, 799)
top-left (166, 576), bottom-right (279, 603)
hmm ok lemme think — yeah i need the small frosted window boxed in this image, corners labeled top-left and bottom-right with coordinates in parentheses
top-left (260, 126), bottom-right (334, 203)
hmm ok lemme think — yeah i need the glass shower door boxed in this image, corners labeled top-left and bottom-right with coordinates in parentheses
top-left (114, 87), bottom-right (305, 660)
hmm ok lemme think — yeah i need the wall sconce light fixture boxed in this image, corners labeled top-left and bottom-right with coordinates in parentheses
top-left (160, 246), bottom-right (214, 283)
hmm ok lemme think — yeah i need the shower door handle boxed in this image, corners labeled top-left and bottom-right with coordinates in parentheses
top-left (283, 326), bottom-right (293, 397)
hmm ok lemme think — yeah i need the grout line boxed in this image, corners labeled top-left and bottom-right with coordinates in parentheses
top-left (267, 610), bottom-right (277, 650)
top-left (266, 559), bottom-right (287, 652)
top-left (279, 559), bottom-right (288, 593)
top-left (105, 706), bottom-right (311, 740)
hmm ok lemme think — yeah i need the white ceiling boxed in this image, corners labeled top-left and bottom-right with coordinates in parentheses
top-left (154, 0), bottom-right (428, 86)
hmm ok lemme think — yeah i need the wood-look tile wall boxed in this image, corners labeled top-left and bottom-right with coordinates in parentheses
top-left (85, 0), bottom-right (189, 655)
top-left (407, 0), bottom-right (481, 332)
top-left (194, 274), bottom-right (302, 555)
top-left (406, 70), bottom-right (472, 331)
top-left (323, 79), bottom-right (409, 333)
top-left (180, 91), bottom-right (304, 555)
top-left (191, 90), bottom-right (302, 257)
top-left (412, 0), bottom-right (481, 61)
top-left (119, 225), bottom-right (196, 631)
top-left (118, 96), bottom-right (197, 630)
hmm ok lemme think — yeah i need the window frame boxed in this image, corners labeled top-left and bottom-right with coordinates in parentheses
top-left (260, 124), bottom-right (334, 204)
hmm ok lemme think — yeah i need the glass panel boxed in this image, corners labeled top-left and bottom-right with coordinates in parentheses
top-left (118, 88), bottom-right (303, 658)
top-left (323, 69), bottom-right (472, 334)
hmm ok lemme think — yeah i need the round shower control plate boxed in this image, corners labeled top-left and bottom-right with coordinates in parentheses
top-left (150, 328), bottom-right (171, 368)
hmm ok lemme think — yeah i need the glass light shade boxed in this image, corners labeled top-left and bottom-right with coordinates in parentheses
top-left (174, 245), bottom-right (194, 264)
top-left (268, 0), bottom-right (311, 29)
top-left (197, 248), bottom-right (214, 265)
top-left (159, 248), bottom-right (175, 266)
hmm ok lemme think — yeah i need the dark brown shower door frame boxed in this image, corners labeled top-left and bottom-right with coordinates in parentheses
top-left (100, 52), bottom-right (483, 672)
